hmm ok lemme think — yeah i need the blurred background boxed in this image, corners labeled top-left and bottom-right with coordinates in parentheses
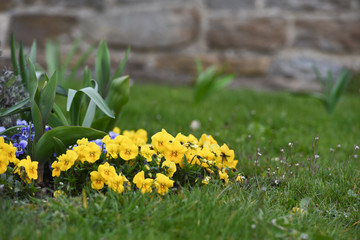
top-left (1, 0), bottom-right (360, 91)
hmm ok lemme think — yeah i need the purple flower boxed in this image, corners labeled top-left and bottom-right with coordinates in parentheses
top-left (13, 140), bottom-right (28, 157)
top-left (16, 120), bottom-right (28, 126)
top-left (109, 131), bottom-right (119, 140)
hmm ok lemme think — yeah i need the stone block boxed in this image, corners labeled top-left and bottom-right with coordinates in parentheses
top-left (0, 0), bottom-right (15, 12)
top-left (205, 0), bottom-right (255, 9)
top-left (207, 17), bottom-right (286, 52)
top-left (8, 14), bottom-right (78, 46)
top-left (81, 7), bottom-right (199, 51)
top-left (37, 0), bottom-right (104, 10)
top-left (223, 56), bottom-right (270, 77)
top-left (154, 54), bottom-right (220, 75)
top-left (266, 0), bottom-right (351, 11)
top-left (294, 19), bottom-right (360, 53)
top-left (269, 53), bottom-right (345, 84)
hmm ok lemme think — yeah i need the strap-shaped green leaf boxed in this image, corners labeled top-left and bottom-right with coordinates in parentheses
top-left (97, 75), bottom-right (130, 131)
top-left (96, 40), bottom-right (111, 97)
top-left (67, 89), bottom-right (83, 125)
top-left (79, 87), bottom-right (114, 118)
top-left (45, 40), bottom-right (58, 76)
top-left (82, 80), bottom-right (99, 127)
top-left (0, 125), bottom-right (27, 137)
top-left (67, 89), bottom-right (77, 112)
top-left (19, 42), bottom-right (29, 90)
top-left (10, 33), bottom-right (20, 76)
top-left (56, 84), bottom-right (68, 96)
top-left (0, 98), bottom-right (30, 117)
top-left (113, 47), bottom-right (130, 80)
top-left (28, 58), bottom-right (39, 101)
top-left (39, 71), bottom-right (57, 125)
top-left (67, 44), bottom-right (95, 82)
top-left (52, 103), bottom-right (68, 126)
top-left (33, 126), bottom-right (107, 164)
top-left (30, 100), bottom-right (44, 144)
top-left (47, 114), bottom-right (65, 128)
top-left (52, 136), bottom-right (67, 157)
top-left (29, 40), bottom-right (37, 64)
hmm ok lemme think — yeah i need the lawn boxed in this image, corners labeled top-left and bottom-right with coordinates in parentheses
top-left (1, 84), bottom-right (359, 240)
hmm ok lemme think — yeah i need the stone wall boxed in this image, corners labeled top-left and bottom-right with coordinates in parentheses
top-left (1, 0), bottom-right (360, 91)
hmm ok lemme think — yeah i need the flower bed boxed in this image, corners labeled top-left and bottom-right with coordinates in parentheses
top-left (0, 120), bottom-right (243, 197)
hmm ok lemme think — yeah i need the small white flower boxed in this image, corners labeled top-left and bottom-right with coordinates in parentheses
top-left (190, 120), bottom-right (201, 131)
top-left (314, 154), bottom-right (320, 159)
top-left (288, 142), bottom-right (293, 147)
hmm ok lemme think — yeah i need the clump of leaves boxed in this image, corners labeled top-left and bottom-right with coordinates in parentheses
top-left (312, 66), bottom-right (352, 114)
top-left (194, 60), bottom-right (235, 105)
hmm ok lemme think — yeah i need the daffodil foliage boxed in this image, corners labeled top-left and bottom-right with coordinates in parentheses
top-left (0, 127), bottom-right (245, 196)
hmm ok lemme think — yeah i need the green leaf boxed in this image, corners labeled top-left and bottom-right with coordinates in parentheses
top-left (52, 136), bottom-right (67, 157)
top-left (0, 125), bottom-right (27, 137)
top-left (91, 116), bottom-right (112, 131)
top-left (67, 89), bottom-right (83, 125)
top-left (10, 33), bottom-right (20, 76)
top-left (106, 75), bottom-right (129, 117)
top-left (63, 38), bottom-right (81, 73)
top-left (47, 114), bottom-right (65, 128)
top-left (38, 72), bottom-right (57, 124)
top-left (82, 66), bottom-right (91, 88)
top-left (33, 126), bottom-right (107, 164)
top-left (30, 100), bottom-right (44, 143)
top-left (0, 98), bottom-right (30, 117)
top-left (82, 81), bottom-right (99, 127)
top-left (19, 42), bottom-right (29, 90)
top-left (27, 58), bottom-right (39, 100)
top-left (52, 103), bottom-right (68, 126)
top-left (113, 47), bottom-right (130, 79)
top-left (96, 40), bottom-right (111, 97)
top-left (66, 89), bottom-right (78, 112)
top-left (195, 59), bottom-right (203, 76)
top-left (93, 76), bottom-right (129, 131)
top-left (79, 87), bottom-right (114, 118)
top-left (29, 40), bottom-right (37, 63)
top-left (56, 84), bottom-right (68, 96)
top-left (329, 70), bottom-right (351, 108)
top-left (67, 45), bottom-right (95, 82)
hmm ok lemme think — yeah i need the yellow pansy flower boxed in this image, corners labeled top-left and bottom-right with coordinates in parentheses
top-left (0, 153), bottom-right (9, 174)
top-left (161, 160), bottom-right (176, 178)
top-left (133, 171), bottom-right (154, 194)
top-left (109, 174), bottom-right (125, 194)
top-left (164, 140), bottom-right (187, 164)
top-left (98, 162), bottom-right (117, 183)
top-left (151, 129), bottom-right (174, 153)
top-left (90, 171), bottom-right (105, 190)
top-left (219, 169), bottom-right (229, 183)
top-left (140, 144), bottom-right (156, 162)
top-left (84, 142), bottom-right (101, 163)
top-left (154, 173), bottom-right (174, 195)
top-left (58, 150), bottom-right (78, 171)
top-left (199, 134), bottom-right (218, 147)
top-left (119, 138), bottom-right (138, 161)
top-left (51, 161), bottom-right (61, 177)
top-left (112, 127), bottom-right (121, 134)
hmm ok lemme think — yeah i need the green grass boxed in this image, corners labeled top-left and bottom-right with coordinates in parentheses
top-left (1, 84), bottom-right (360, 239)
